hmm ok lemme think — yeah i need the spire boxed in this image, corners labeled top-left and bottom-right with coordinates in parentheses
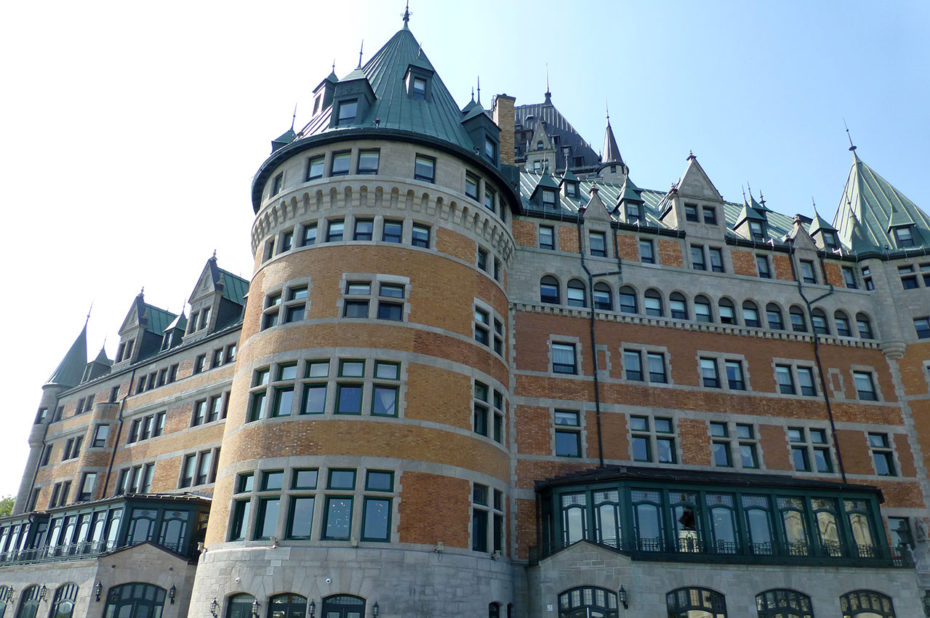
top-left (358, 40), bottom-right (364, 68)
top-left (290, 104), bottom-right (297, 131)
top-left (601, 108), bottom-right (623, 166)
top-left (476, 76), bottom-right (481, 106)
top-left (544, 64), bottom-right (551, 103)
top-left (47, 324), bottom-right (89, 388)
top-left (402, 0), bottom-right (411, 28)
top-left (844, 118), bottom-right (857, 154)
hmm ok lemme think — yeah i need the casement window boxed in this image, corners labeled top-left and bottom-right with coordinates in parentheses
top-left (788, 427), bottom-right (833, 473)
top-left (322, 470), bottom-right (355, 539)
top-left (799, 260), bottom-right (817, 284)
top-left (589, 231), bottom-right (607, 257)
top-left (92, 424), bottom-right (110, 448)
top-left (555, 410), bottom-right (582, 457)
top-left (552, 342), bottom-right (577, 375)
top-left (539, 225), bottom-right (555, 250)
top-left (342, 277), bottom-right (407, 321)
top-left (465, 172), bottom-right (479, 200)
top-left (756, 255), bottom-right (772, 278)
top-left (306, 155), bottom-right (325, 180)
top-left (540, 276), bottom-right (560, 304)
top-left (623, 349), bottom-right (667, 384)
top-left (853, 371), bottom-right (878, 401)
top-left (630, 415), bottom-right (676, 464)
top-left (193, 354), bottom-right (207, 374)
top-left (639, 238), bottom-right (655, 264)
top-left (357, 149), bottom-right (379, 174)
top-left (472, 484), bottom-right (504, 554)
top-left (336, 99), bottom-right (357, 125)
top-left (842, 266), bottom-right (858, 288)
top-left (868, 433), bottom-right (896, 476)
top-left (353, 218), bottom-right (373, 241)
top-left (326, 219), bottom-right (345, 242)
top-left (472, 381), bottom-right (505, 442)
top-left (684, 203), bottom-right (699, 222)
top-left (301, 222), bottom-right (318, 246)
top-left (711, 422), bottom-right (759, 469)
top-left (414, 154), bottom-right (435, 182)
top-left (382, 219), bottom-right (403, 243)
top-left (411, 223), bottom-right (430, 248)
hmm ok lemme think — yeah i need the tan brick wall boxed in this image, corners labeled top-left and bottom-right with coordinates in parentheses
top-left (679, 418), bottom-right (710, 466)
top-left (658, 239), bottom-right (683, 267)
top-left (514, 498), bottom-right (536, 560)
top-left (731, 249), bottom-right (757, 277)
top-left (894, 433), bottom-right (916, 477)
top-left (773, 254), bottom-right (794, 281)
top-left (405, 364), bottom-right (471, 429)
top-left (558, 224), bottom-right (579, 253)
top-left (836, 430), bottom-right (872, 475)
top-left (492, 95), bottom-right (515, 166)
top-left (437, 226), bottom-right (476, 264)
top-left (759, 425), bottom-right (791, 471)
top-left (398, 472), bottom-right (469, 548)
top-left (515, 406), bottom-right (551, 455)
top-left (874, 480), bottom-right (925, 508)
top-left (512, 219), bottom-right (536, 248)
top-left (617, 234), bottom-right (638, 261)
top-left (599, 411), bottom-right (629, 461)
top-left (823, 261), bottom-right (844, 287)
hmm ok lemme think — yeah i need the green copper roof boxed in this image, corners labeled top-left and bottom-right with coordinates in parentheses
top-left (834, 154), bottom-right (930, 252)
top-left (300, 27), bottom-right (475, 152)
top-left (618, 177), bottom-right (644, 203)
top-left (144, 305), bottom-right (176, 336)
top-left (218, 268), bottom-right (249, 306)
top-left (48, 325), bottom-right (88, 388)
top-left (808, 208), bottom-right (836, 237)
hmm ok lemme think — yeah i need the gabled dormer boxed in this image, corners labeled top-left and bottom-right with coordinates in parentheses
top-left (617, 177), bottom-right (645, 224)
top-left (560, 168), bottom-right (580, 199)
top-left (530, 171), bottom-right (561, 211)
top-left (312, 70), bottom-right (338, 117)
top-left (81, 345), bottom-right (112, 383)
top-left (734, 192), bottom-right (769, 242)
top-left (460, 97), bottom-right (500, 167)
top-left (887, 206), bottom-right (920, 249)
top-left (161, 312), bottom-right (188, 351)
top-left (185, 256), bottom-right (249, 343)
top-left (115, 292), bottom-right (177, 366)
top-left (808, 208), bottom-right (840, 251)
top-left (329, 68), bottom-right (376, 129)
top-left (404, 59), bottom-right (434, 101)
top-left (526, 120), bottom-right (555, 173)
top-left (660, 153), bottom-right (725, 234)
top-left (787, 216), bottom-right (823, 285)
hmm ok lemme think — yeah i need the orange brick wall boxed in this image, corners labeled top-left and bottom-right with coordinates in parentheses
top-left (617, 234), bottom-right (638, 261)
top-left (398, 473), bottom-right (470, 548)
top-left (658, 239), bottom-right (683, 267)
top-left (558, 224), bottom-right (579, 253)
top-left (731, 249), bottom-right (757, 277)
top-left (773, 254), bottom-right (794, 281)
top-left (512, 219), bottom-right (536, 248)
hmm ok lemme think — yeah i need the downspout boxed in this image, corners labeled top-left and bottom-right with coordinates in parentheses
top-left (789, 239), bottom-right (847, 483)
top-left (103, 368), bottom-right (137, 494)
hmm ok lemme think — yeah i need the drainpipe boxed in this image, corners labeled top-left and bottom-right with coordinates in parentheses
top-left (103, 368), bottom-right (137, 494)
top-left (789, 239), bottom-right (847, 484)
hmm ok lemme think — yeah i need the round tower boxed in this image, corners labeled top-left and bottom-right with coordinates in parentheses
top-left (191, 23), bottom-right (518, 618)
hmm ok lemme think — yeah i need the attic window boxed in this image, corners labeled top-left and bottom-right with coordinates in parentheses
top-left (484, 137), bottom-right (497, 163)
top-left (822, 231), bottom-right (838, 249)
top-left (564, 183), bottom-right (577, 198)
top-left (337, 99), bottom-right (358, 126)
top-left (536, 141), bottom-right (544, 151)
top-left (412, 77), bottom-right (426, 99)
top-left (894, 226), bottom-right (916, 248)
top-left (627, 204), bottom-right (642, 223)
top-left (749, 221), bottom-right (766, 241)
top-left (542, 189), bottom-right (556, 210)
top-left (313, 94), bottom-right (322, 115)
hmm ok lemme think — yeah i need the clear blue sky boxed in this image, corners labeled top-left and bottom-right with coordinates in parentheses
top-left (0, 0), bottom-right (927, 497)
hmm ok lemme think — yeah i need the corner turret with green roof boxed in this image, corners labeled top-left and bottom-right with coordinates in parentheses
top-left (47, 324), bottom-right (88, 388)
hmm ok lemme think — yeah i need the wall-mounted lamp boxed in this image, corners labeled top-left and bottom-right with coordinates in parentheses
top-left (618, 586), bottom-right (628, 610)
top-left (308, 600), bottom-right (315, 618)
top-left (251, 599), bottom-right (260, 618)
top-left (372, 602), bottom-right (379, 617)
top-left (210, 598), bottom-right (219, 617)
top-left (168, 585), bottom-right (176, 604)
top-left (94, 582), bottom-right (103, 602)
top-left (39, 586), bottom-right (47, 601)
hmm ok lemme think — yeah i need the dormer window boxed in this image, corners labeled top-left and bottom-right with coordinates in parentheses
top-left (412, 77), bottom-right (426, 99)
top-left (484, 137), bottom-right (497, 163)
top-left (542, 189), bottom-right (556, 210)
top-left (313, 94), bottom-right (323, 115)
top-left (627, 204), bottom-right (642, 223)
top-left (564, 183), bottom-right (578, 198)
top-left (684, 203), bottom-right (699, 222)
top-left (894, 226), bottom-right (916, 248)
top-left (822, 231), bottom-right (838, 249)
top-left (536, 141), bottom-right (544, 151)
top-left (702, 206), bottom-right (718, 225)
top-left (533, 161), bottom-right (542, 172)
top-left (749, 221), bottom-right (766, 241)
top-left (337, 99), bottom-right (358, 126)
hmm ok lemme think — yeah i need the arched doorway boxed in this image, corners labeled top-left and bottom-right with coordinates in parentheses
top-left (49, 584), bottom-right (79, 618)
top-left (666, 587), bottom-right (727, 618)
top-left (321, 595), bottom-right (365, 618)
top-left (103, 583), bottom-right (167, 618)
top-left (755, 589), bottom-right (812, 618)
top-left (840, 590), bottom-right (895, 618)
top-left (557, 586), bottom-right (619, 618)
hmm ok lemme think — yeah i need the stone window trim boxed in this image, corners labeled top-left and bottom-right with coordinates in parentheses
top-left (338, 273), bottom-right (410, 322)
top-left (228, 465), bottom-right (397, 544)
top-left (538, 224), bottom-right (556, 250)
top-left (708, 420), bottom-right (762, 470)
top-left (473, 298), bottom-right (505, 358)
top-left (178, 447), bottom-right (221, 489)
top-left (638, 237), bottom-right (656, 264)
top-left (245, 357), bottom-right (404, 422)
top-left (772, 360), bottom-right (820, 397)
top-left (471, 482), bottom-right (505, 555)
top-left (786, 425), bottom-right (835, 474)
top-left (549, 337), bottom-right (582, 376)
top-left (629, 414), bottom-right (677, 464)
top-left (697, 352), bottom-right (750, 392)
top-left (553, 408), bottom-right (584, 458)
top-left (190, 391), bottom-right (230, 427)
top-left (620, 345), bottom-right (671, 385)
top-left (260, 277), bottom-right (312, 331)
top-left (473, 380), bottom-right (506, 444)
top-left (126, 411), bottom-right (166, 444)
top-left (850, 367), bottom-right (881, 402)
top-left (867, 432), bottom-right (898, 477)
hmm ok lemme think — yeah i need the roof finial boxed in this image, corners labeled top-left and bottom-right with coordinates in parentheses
top-left (759, 191), bottom-right (766, 208)
top-left (811, 196), bottom-right (818, 214)
top-left (402, 0), bottom-right (411, 28)
top-left (476, 76), bottom-right (481, 105)
top-left (290, 104), bottom-right (297, 131)
top-left (85, 303), bottom-right (93, 327)
top-left (687, 150), bottom-right (695, 160)
top-left (545, 63), bottom-right (550, 100)
top-left (358, 40), bottom-right (364, 68)
top-left (605, 98), bottom-right (609, 122)
top-left (212, 248), bottom-right (217, 259)
top-left (332, 59), bottom-right (336, 73)
top-left (843, 118), bottom-right (857, 152)
top-left (741, 186), bottom-right (747, 202)
top-left (747, 182), bottom-right (753, 199)
top-left (470, 87), bottom-right (474, 102)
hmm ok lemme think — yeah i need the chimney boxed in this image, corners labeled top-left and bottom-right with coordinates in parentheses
top-left (492, 94), bottom-right (516, 166)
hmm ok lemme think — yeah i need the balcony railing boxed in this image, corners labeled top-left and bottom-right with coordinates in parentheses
top-left (1, 540), bottom-right (119, 566)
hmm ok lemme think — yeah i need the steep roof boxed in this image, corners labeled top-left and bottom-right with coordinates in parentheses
top-left (298, 27), bottom-right (475, 152)
top-left (834, 154), bottom-right (930, 252)
top-left (515, 96), bottom-right (600, 171)
top-left (601, 116), bottom-right (623, 166)
top-left (218, 268), bottom-right (249, 305)
top-left (47, 325), bottom-right (88, 388)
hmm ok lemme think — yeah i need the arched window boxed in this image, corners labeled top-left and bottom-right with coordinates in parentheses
top-left (321, 595), bottom-right (365, 618)
top-left (743, 301), bottom-right (761, 327)
top-left (49, 584), bottom-right (79, 618)
top-left (158, 510), bottom-right (190, 553)
top-left (489, 602), bottom-right (501, 618)
top-left (811, 308), bottom-right (830, 335)
top-left (691, 295), bottom-right (711, 323)
top-left (540, 276), bottom-right (560, 304)
top-left (226, 594), bottom-right (256, 618)
top-left (718, 299), bottom-right (737, 325)
top-left (558, 586), bottom-right (619, 618)
top-left (669, 293), bottom-right (688, 320)
top-left (835, 311), bottom-right (852, 337)
top-left (567, 279), bottom-right (587, 307)
top-left (766, 303), bottom-right (784, 330)
top-left (15, 586), bottom-right (41, 618)
top-left (268, 593), bottom-right (307, 618)
top-left (104, 583), bottom-right (167, 618)
top-left (839, 590), bottom-right (895, 617)
top-left (0, 586), bottom-right (12, 618)
top-left (755, 589), bottom-right (812, 618)
top-left (666, 587), bottom-right (727, 618)
top-left (856, 313), bottom-right (874, 339)
top-left (644, 289), bottom-right (664, 317)
top-left (619, 286), bottom-right (638, 314)
top-left (593, 283), bottom-right (612, 310)
top-left (127, 508), bottom-right (158, 546)
top-left (789, 306), bottom-right (807, 332)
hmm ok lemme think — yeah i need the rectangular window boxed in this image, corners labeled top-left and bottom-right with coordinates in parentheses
top-left (484, 187), bottom-right (496, 213)
top-left (336, 99), bottom-right (357, 125)
top-left (554, 410), bottom-right (581, 457)
top-left (477, 247), bottom-right (488, 272)
top-left (327, 219), bottom-right (344, 242)
top-left (724, 360), bottom-right (746, 390)
top-left (465, 172), bottom-right (479, 199)
top-left (414, 154), bottom-right (435, 182)
top-left (552, 343), bottom-right (577, 374)
top-left (331, 151), bottom-right (351, 176)
top-left (853, 371), bottom-right (878, 401)
top-left (301, 223), bottom-right (318, 246)
top-left (775, 365), bottom-right (795, 394)
top-left (473, 382), bottom-right (489, 437)
top-left (589, 231), bottom-right (607, 257)
top-left (539, 225), bottom-right (555, 250)
top-left (869, 433), bottom-right (896, 476)
top-left (382, 220), bottom-right (403, 243)
top-left (701, 206), bottom-right (717, 224)
top-left (756, 255), bottom-right (772, 278)
top-left (684, 203), bottom-right (699, 222)
top-left (710, 422), bottom-right (731, 467)
top-left (230, 500), bottom-right (251, 541)
top-left (799, 260), bottom-right (817, 284)
top-left (708, 247), bottom-right (724, 273)
top-left (630, 416), bottom-right (676, 463)
top-left (278, 230), bottom-right (293, 254)
top-left (842, 266), bottom-right (858, 288)
top-left (412, 76), bottom-right (426, 98)
top-left (700, 358), bottom-right (720, 388)
top-left (541, 189), bottom-right (556, 209)
top-left (357, 149), bottom-right (379, 174)
top-left (691, 245), bottom-right (706, 270)
top-left (92, 424), bottom-right (110, 448)
top-left (180, 455), bottom-right (195, 488)
top-left (639, 239), bottom-right (655, 264)
top-left (411, 223), bottom-right (430, 248)
top-left (623, 350), bottom-right (643, 381)
top-left (271, 172), bottom-right (283, 197)
top-left (914, 317), bottom-right (930, 339)
top-left (306, 155), bottom-right (324, 180)
top-left (353, 218), bottom-right (373, 241)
